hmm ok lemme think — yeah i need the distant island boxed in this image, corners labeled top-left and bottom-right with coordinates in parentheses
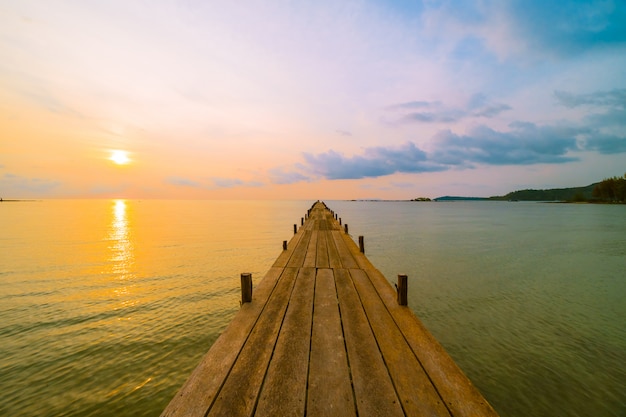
top-left (430, 183), bottom-right (598, 202)
top-left (430, 174), bottom-right (626, 203)
top-left (352, 175), bottom-right (625, 203)
top-left (488, 183), bottom-right (598, 202)
top-left (433, 196), bottom-right (488, 201)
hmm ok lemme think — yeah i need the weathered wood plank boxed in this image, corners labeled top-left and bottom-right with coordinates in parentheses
top-left (207, 267), bottom-right (300, 417)
top-left (350, 268), bottom-right (451, 416)
top-left (362, 268), bottom-right (499, 417)
top-left (307, 268), bottom-right (356, 417)
top-left (255, 267), bottom-right (316, 416)
top-left (326, 231), bottom-right (342, 269)
top-left (315, 230), bottom-right (330, 268)
top-left (338, 230), bottom-right (375, 272)
top-left (303, 217), bottom-right (317, 231)
top-left (324, 210), bottom-right (339, 230)
top-left (161, 267), bottom-right (286, 417)
top-left (272, 227), bottom-right (306, 268)
top-left (286, 229), bottom-right (312, 268)
top-left (330, 230), bottom-right (358, 269)
top-left (334, 268), bottom-right (404, 417)
top-left (303, 230), bottom-right (318, 268)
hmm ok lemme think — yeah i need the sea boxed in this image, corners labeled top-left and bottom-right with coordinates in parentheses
top-left (1, 199), bottom-right (624, 417)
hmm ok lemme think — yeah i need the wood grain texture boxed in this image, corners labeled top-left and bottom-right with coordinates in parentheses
top-left (303, 230), bottom-right (318, 268)
top-left (315, 230), bottom-right (330, 268)
top-left (307, 268), bottom-right (356, 417)
top-left (362, 268), bottom-right (499, 417)
top-left (207, 267), bottom-right (299, 417)
top-left (287, 230), bottom-right (312, 268)
top-left (350, 268), bottom-right (451, 416)
top-left (255, 267), bottom-right (315, 417)
top-left (334, 268), bottom-right (404, 417)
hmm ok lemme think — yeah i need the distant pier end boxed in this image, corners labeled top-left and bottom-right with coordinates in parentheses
top-left (161, 201), bottom-right (499, 417)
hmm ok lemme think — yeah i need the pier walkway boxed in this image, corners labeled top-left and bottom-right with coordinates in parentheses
top-left (161, 202), bottom-right (498, 417)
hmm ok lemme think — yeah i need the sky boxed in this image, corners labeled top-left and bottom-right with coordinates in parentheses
top-left (1, 0), bottom-right (625, 199)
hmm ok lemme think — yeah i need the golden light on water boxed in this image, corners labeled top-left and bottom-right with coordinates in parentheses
top-left (110, 150), bottom-right (130, 165)
top-left (109, 199), bottom-right (134, 280)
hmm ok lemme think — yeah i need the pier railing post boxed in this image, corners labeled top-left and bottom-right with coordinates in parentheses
top-left (301, 217), bottom-right (304, 226)
top-left (339, 218), bottom-right (342, 225)
top-left (397, 274), bottom-right (408, 305)
top-left (358, 236), bottom-right (365, 253)
top-left (294, 224), bottom-right (297, 234)
top-left (344, 224), bottom-right (348, 234)
top-left (241, 273), bottom-right (252, 304)
top-left (283, 240), bottom-right (287, 250)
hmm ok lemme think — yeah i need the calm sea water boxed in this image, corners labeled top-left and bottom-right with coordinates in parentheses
top-left (1, 200), bottom-right (625, 417)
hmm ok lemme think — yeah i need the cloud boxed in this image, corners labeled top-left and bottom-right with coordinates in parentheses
top-left (430, 122), bottom-right (581, 166)
top-left (468, 93), bottom-right (512, 117)
top-left (335, 129), bottom-right (352, 137)
top-left (302, 142), bottom-right (445, 180)
top-left (386, 100), bottom-right (440, 110)
top-left (400, 111), bottom-right (463, 123)
top-left (586, 108), bottom-right (626, 128)
top-left (211, 177), bottom-right (263, 189)
top-left (581, 133), bottom-right (626, 154)
top-left (554, 89), bottom-right (626, 108)
top-left (388, 93), bottom-right (511, 124)
top-left (555, 89), bottom-right (626, 134)
top-left (473, 103), bottom-right (512, 117)
top-left (291, 118), bottom-right (626, 181)
top-left (268, 167), bottom-right (311, 185)
top-left (165, 176), bottom-right (263, 189)
top-left (1, 173), bottom-right (61, 194)
top-left (166, 176), bottom-right (201, 187)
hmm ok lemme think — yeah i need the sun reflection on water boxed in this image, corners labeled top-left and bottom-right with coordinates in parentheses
top-left (108, 200), bottom-right (136, 304)
top-left (110, 200), bottom-right (134, 271)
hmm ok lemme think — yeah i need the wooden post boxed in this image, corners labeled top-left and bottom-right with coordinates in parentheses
top-left (339, 218), bottom-right (342, 225)
top-left (294, 224), bottom-right (297, 234)
top-left (283, 240), bottom-right (287, 250)
top-left (397, 274), bottom-right (408, 305)
top-left (301, 217), bottom-right (304, 226)
top-left (358, 236), bottom-right (364, 253)
top-left (335, 213), bottom-right (338, 220)
top-left (241, 273), bottom-right (252, 303)
top-left (344, 224), bottom-right (348, 234)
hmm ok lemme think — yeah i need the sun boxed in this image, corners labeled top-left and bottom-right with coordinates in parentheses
top-left (110, 150), bottom-right (130, 165)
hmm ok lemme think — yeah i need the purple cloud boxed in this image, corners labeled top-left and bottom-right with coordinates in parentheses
top-left (302, 142), bottom-right (444, 180)
top-left (388, 93), bottom-right (511, 125)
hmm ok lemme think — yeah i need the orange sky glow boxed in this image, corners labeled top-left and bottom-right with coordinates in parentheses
top-left (1, 1), bottom-right (624, 199)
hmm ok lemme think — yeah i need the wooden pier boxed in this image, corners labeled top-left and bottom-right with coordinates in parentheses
top-left (161, 202), bottom-right (498, 417)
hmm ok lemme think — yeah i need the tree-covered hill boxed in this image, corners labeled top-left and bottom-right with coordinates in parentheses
top-left (489, 174), bottom-right (626, 202)
top-left (490, 183), bottom-right (598, 201)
